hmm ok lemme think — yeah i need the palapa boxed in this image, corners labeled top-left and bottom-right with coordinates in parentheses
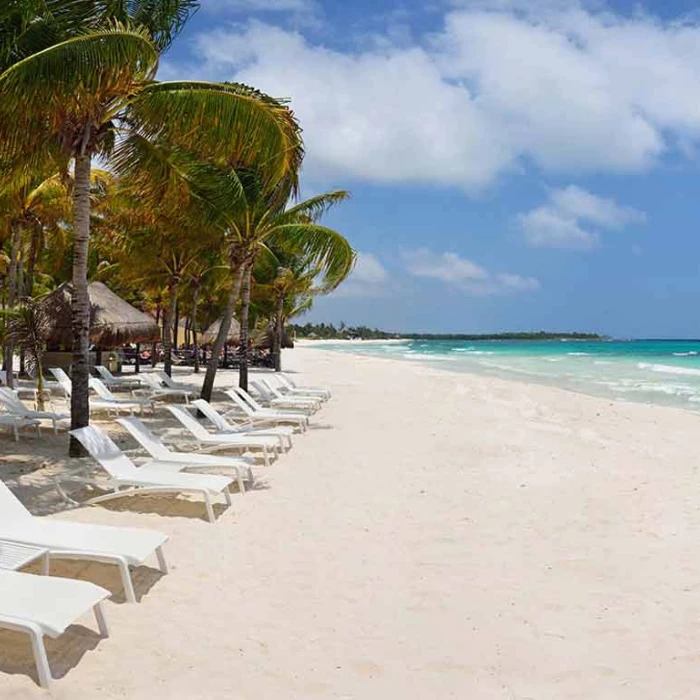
top-left (40, 281), bottom-right (160, 349)
top-left (201, 317), bottom-right (242, 346)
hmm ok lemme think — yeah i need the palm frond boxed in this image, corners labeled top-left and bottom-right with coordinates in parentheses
top-left (275, 190), bottom-right (350, 226)
top-left (266, 223), bottom-right (356, 290)
top-left (129, 81), bottom-right (303, 190)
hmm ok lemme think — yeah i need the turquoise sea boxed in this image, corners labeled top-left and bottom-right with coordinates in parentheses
top-left (315, 339), bottom-right (700, 412)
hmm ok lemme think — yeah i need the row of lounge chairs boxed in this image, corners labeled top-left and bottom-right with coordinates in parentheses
top-left (0, 369), bottom-right (331, 688)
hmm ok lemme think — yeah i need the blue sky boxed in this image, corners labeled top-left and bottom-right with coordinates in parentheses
top-left (163, 0), bottom-right (700, 337)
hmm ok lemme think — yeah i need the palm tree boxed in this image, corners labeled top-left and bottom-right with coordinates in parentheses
top-left (2, 296), bottom-right (54, 409)
top-left (201, 187), bottom-right (355, 398)
top-left (0, 25), bottom-right (302, 454)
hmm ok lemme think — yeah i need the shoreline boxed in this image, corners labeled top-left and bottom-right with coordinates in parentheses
top-left (303, 340), bottom-right (700, 418)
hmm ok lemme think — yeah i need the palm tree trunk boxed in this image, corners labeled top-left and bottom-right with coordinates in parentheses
top-left (69, 151), bottom-right (92, 457)
top-left (3, 224), bottom-right (20, 387)
top-left (26, 221), bottom-right (40, 299)
top-left (238, 263), bottom-right (252, 391)
top-left (201, 263), bottom-right (244, 402)
top-left (151, 305), bottom-right (160, 368)
top-left (173, 299), bottom-right (180, 351)
top-left (17, 249), bottom-right (25, 377)
top-left (273, 294), bottom-right (284, 372)
top-left (162, 278), bottom-right (178, 377)
top-left (192, 285), bottom-right (201, 374)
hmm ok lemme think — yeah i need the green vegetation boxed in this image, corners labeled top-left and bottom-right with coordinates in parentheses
top-left (0, 2), bottom-right (356, 455)
top-left (290, 324), bottom-right (604, 341)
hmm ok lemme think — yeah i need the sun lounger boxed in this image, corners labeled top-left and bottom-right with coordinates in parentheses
top-left (192, 399), bottom-right (294, 450)
top-left (156, 370), bottom-right (193, 392)
top-left (89, 378), bottom-right (155, 415)
top-left (136, 373), bottom-right (193, 403)
top-left (49, 368), bottom-right (147, 416)
top-left (0, 387), bottom-right (69, 435)
top-left (0, 480), bottom-right (168, 603)
top-left (225, 388), bottom-right (309, 431)
top-left (0, 414), bottom-right (41, 441)
top-left (166, 405), bottom-right (280, 467)
top-left (95, 365), bottom-right (142, 391)
top-left (280, 373), bottom-right (331, 398)
top-left (0, 569), bottom-right (109, 688)
top-left (251, 379), bottom-right (320, 413)
top-left (116, 416), bottom-right (254, 493)
top-left (276, 374), bottom-right (330, 400)
top-left (65, 426), bottom-right (234, 523)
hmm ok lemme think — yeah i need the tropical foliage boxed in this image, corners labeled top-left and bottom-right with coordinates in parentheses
top-left (0, 1), bottom-right (355, 454)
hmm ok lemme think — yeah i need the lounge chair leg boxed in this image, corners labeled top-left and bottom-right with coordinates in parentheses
top-left (13, 425), bottom-right (18, 442)
top-left (93, 601), bottom-right (109, 637)
top-left (118, 560), bottom-right (137, 603)
top-left (237, 471), bottom-right (245, 494)
top-left (156, 546), bottom-right (168, 574)
top-left (204, 494), bottom-right (215, 523)
top-left (224, 489), bottom-right (232, 506)
top-left (41, 552), bottom-right (50, 576)
top-left (263, 447), bottom-right (270, 468)
top-left (29, 626), bottom-right (52, 689)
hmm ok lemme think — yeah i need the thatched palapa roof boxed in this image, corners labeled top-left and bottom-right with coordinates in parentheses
top-left (201, 317), bottom-right (241, 345)
top-left (41, 281), bottom-right (160, 348)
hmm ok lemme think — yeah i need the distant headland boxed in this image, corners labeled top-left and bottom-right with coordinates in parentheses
top-left (289, 323), bottom-right (604, 342)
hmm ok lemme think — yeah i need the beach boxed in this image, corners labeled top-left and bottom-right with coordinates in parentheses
top-left (2, 346), bottom-right (700, 698)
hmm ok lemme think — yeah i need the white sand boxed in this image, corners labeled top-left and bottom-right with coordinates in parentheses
top-left (2, 347), bottom-right (700, 698)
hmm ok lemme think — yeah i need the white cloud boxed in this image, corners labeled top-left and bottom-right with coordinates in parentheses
top-left (518, 186), bottom-right (646, 249)
top-left (333, 252), bottom-right (390, 298)
top-left (202, 0), bottom-right (315, 13)
top-left (401, 248), bottom-right (539, 295)
top-left (173, 5), bottom-right (700, 191)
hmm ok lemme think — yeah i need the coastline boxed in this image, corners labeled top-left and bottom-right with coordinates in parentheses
top-left (2, 347), bottom-right (700, 697)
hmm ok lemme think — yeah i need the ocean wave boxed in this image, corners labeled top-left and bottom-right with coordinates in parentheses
top-left (637, 362), bottom-right (700, 377)
top-left (673, 352), bottom-right (699, 357)
top-left (567, 352), bottom-right (590, 356)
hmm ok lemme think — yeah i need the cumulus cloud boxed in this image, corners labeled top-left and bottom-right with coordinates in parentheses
top-left (333, 252), bottom-right (390, 298)
top-left (401, 248), bottom-right (539, 295)
top-left (168, 4), bottom-right (700, 191)
top-left (202, 0), bottom-right (316, 13)
top-left (518, 186), bottom-right (646, 249)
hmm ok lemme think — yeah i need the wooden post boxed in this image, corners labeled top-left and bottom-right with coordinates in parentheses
top-left (135, 343), bottom-right (140, 374)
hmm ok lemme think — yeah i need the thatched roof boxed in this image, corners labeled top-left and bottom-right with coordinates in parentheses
top-left (201, 316), bottom-right (241, 345)
top-left (41, 281), bottom-right (161, 348)
top-left (251, 324), bottom-right (294, 350)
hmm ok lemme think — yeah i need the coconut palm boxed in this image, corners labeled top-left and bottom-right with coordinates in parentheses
top-left (201, 185), bottom-right (355, 398)
top-left (0, 25), bottom-right (302, 454)
top-left (2, 296), bottom-right (55, 409)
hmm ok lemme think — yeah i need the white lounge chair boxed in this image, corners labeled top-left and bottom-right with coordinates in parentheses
top-left (0, 387), bottom-right (68, 435)
top-left (0, 375), bottom-right (41, 405)
top-left (192, 399), bottom-right (294, 450)
top-left (95, 365), bottom-right (142, 391)
top-left (225, 388), bottom-right (309, 432)
top-left (280, 373), bottom-right (331, 398)
top-left (156, 370), bottom-right (193, 392)
top-left (0, 480), bottom-right (168, 603)
top-left (137, 372), bottom-right (193, 403)
top-left (0, 569), bottom-right (109, 688)
top-left (166, 405), bottom-right (280, 467)
top-left (252, 379), bottom-right (320, 413)
top-left (116, 416), bottom-right (253, 493)
top-left (89, 378), bottom-right (156, 415)
top-left (66, 426), bottom-right (234, 523)
top-left (272, 373), bottom-right (331, 401)
top-left (0, 414), bottom-right (41, 441)
top-left (49, 368), bottom-right (146, 416)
